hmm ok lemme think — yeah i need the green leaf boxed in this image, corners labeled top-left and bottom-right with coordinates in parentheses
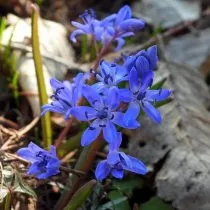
top-left (31, 4), bottom-right (52, 149)
top-left (13, 171), bottom-right (36, 198)
top-left (150, 78), bottom-right (167, 90)
top-left (57, 132), bottom-right (82, 157)
top-left (141, 197), bottom-right (173, 210)
top-left (107, 190), bottom-right (130, 210)
top-left (64, 180), bottom-right (96, 210)
top-left (112, 178), bottom-right (144, 197)
top-left (98, 195), bottom-right (129, 210)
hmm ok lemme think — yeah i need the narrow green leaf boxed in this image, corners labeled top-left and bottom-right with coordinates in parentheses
top-left (31, 4), bottom-right (52, 149)
top-left (112, 178), bottom-right (144, 197)
top-left (64, 180), bottom-right (96, 210)
top-left (13, 171), bottom-right (37, 198)
top-left (98, 197), bottom-right (128, 210)
top-left (141, 197), bottom-right (173, 210)
top-left (150, 77), bottom-right (167, 90)
top-left (107, 190), bottom-right (130, 210)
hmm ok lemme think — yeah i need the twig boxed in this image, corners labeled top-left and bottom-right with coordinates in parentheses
top-left (1, 117), bottom-right (40, 150)
top-left (0, 117), bottom-right (19, 129)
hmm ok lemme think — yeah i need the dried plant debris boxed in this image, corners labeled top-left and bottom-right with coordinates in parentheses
top-left (132, 0), bottom-right (201, 29)
top-left (128, 62), bottom-right (210, 210)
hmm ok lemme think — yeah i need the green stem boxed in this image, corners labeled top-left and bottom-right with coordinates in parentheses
top-left (55, 137), bottom-right (103, 210)
top-left (31, 4), bottom-right (52, 149)
top-left (4, 192), bottom-right (11, 210)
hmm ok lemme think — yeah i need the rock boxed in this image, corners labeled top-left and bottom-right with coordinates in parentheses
top-left (1, 14), bottom-right (82, 116)
top-left (165, 28), bottom-right (210, 70)
top-left (128, 61), bottom-right (210, 210)
top-left (132, 0), bottom-right (201, 29)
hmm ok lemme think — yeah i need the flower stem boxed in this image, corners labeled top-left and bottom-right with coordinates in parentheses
top-left (31, 4), bottom-right (52, 150)
top-left (55, 136), bottom-right (103, 210)
top-left (4, 192), bottom-right (11, 210)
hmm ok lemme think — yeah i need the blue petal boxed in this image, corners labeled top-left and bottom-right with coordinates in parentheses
top-left (112, 112), bottom-right (140, 129)
top-left (92, 82), bottom-right (106, 93)
top-left (136, 56), bottom-right (150, 77)
top-left (146, 89), bottom-right (171, 102)
top-left (124, 55), bottom-right (136, 70)
top-left (41, 103), bottom-right (66, 116)
top-left (105, 88), bottom-right (120, 110)
top-left (82, 86), bottom-right (101, 107)
top-left (123, 102), bottom-right (140, 126)
top-left (109, 132), bottom-right (122, 151)
top-left (81, 121), bottom-right (101, 146)
top-left (115, 38), bottom-right (125, 52)
top-left (103, 121), bottom-right (118, 144)
top-left (95, 160), bottom-right (111, 181)
top-left (116, 5), bottom-right (132, 24)
top-left (129, 67), bottom-right (139, 93)
top-left (36, 172), bottom-right (53, 179)
top-left (17, 148), bottom-right (37, 162)
top-left (126, 155), bottom-right (147, 175)
top-left (119, 152), bottom-right (132, 168)
top-left (70, 29), bottom-right (85, 43)
top-left (119, 19), bottom-right (145, 32)
top-left (101, 14), bottom-right (117, 25)
top-left (142, 101), bottom-right (162, 124)
top-left (107, 151), bottom-right (120, 165)
top-left (50, 78), bottom-right (63, 91)
top-left (147, 45), bottom-right (158, 70)
top-left (114, 65), bottom-right (128, 84)
top-left (140, 70), bottom-right (154, 92)
top-left (71, 21), bottom-right (86, 30)
top-left (27, 162), bottom-right (41, 175)
top-left (111, 169), bottom-right (124, 179)
top-left (99, 60), bottom-right (111, 77)
top-left (49, 145), bottom-right (56, 156)
top-left (71, 106), bottom-right (97, 121)
top-left (118, 88), bottom-right (132, 102)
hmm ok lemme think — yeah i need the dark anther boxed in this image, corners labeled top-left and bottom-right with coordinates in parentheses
top-left (110, 114), bottom-right (114, 120)
top-left (99, 124), bottom-right (106, 127)
top-left (55, 87), bottom-right (64, 95)
top-left (104, 74), bottom-right (113, 84)
top-left (85, 111), bottom-right (89, 119)
top-left (36, 151), bottom-right (43, 158)
top-left (137, 92), bottom-right (146, 101)
top-left (92, 100), bottom-right (98, 105)
top-left (89, 126), bottom-right (95, 130)
top-left (111, 63), bottom-right (116, 67)
top-left (133, 91), bottom-right (139, 95)
top-left (159, 88), bottom-right (162, 95)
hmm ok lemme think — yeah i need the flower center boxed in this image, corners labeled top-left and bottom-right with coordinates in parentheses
top-left (97, 110), bottom-right (108, 119)
top-left (136, 92), bottom-right (146, 101)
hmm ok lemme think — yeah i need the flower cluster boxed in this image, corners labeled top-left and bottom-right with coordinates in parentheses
top-left (17, 143), bottom-right (60, 179)
top-left (70, 5), bottom-right (145, 51)
top-left (17, 6), bottom-right (172, 181)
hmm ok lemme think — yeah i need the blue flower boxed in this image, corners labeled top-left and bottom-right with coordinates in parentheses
top-left (95, 149), bottom-right (147, 181)
top-left (70, 9), bottom-right (104, 43)
top-left (92, 60), bottom-right (128, 93)
top-left (70, 6), bottom-right (144, 51)
top-left (71, 86), bottom-right (139, 146)
top-left (17, 142), bottom-right (60, 179)
top-left (41, 73), bottom-right (84, 120)
top-left (122, 68), bottom-right (171, 125)
top-left (124, 45), bottom-right (158, 76)
top-left (101, 5), bottom-right (145, 51)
